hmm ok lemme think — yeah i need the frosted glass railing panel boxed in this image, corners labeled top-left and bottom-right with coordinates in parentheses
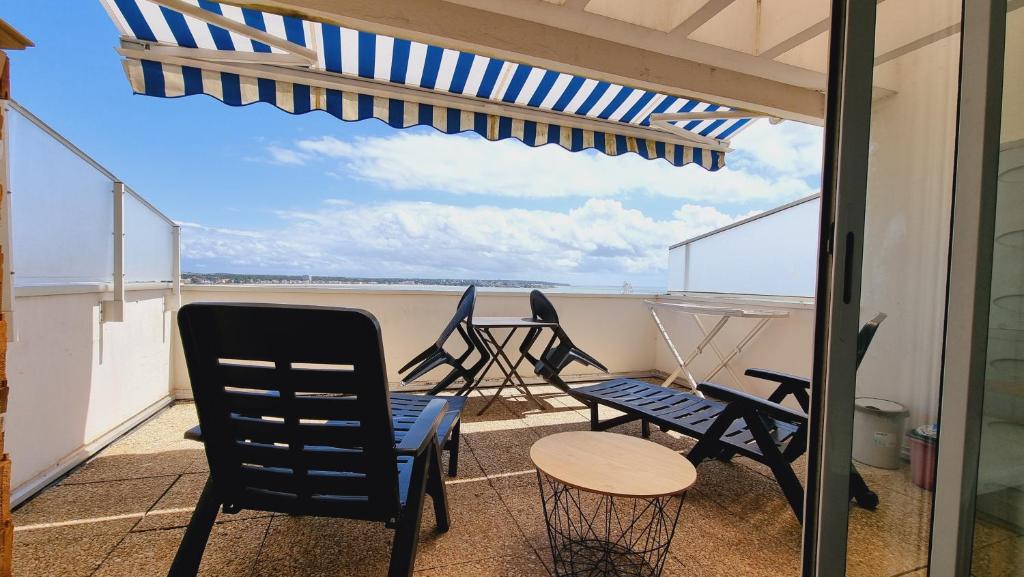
top-left (668, 197), bottom-right (820, 296)
top-left (125, 192), bottom-right (174, 283)
top-left (8, 108), bottom-right (115, 286)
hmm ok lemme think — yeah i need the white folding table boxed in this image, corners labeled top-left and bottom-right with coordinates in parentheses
top-left (646, 301), bottom-right (789, 394)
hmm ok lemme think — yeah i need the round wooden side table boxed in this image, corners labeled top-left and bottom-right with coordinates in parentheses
top-left (530, 431), bottom-right (697, 577)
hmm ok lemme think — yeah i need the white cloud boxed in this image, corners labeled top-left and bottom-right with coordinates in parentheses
top-left (181, 199), bottom-right (748, 285)
top-left (264, 145), bottom-right (312, 165)
top-left (263, 120), bottom-right (822, 204)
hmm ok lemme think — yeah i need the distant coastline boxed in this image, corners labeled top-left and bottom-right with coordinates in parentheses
top-left (181, 272), bottom-right (569, 289)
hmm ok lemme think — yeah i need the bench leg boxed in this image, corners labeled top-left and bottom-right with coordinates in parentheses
top-left (641, 419), bottom-right (651, 439)
top-left (743, 408), bottom-right (805, 522)
top-left (389, 450), bottom-right (431, 577)
top-left (686, 404), bottom-right (742, 465)
top-left (427, 443), bottom-right (451, 531)
top-left (849, 464), bottom-right (878, 510)
top-left (168, 478), bottom-right (220, 577)
top-left (446, 421), bottom-right (461, 477)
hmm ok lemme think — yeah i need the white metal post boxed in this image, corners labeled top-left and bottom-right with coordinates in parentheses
top-left (169, 224), bottom-right (181, 311)
top-left (103, 181), bottom-right (125, 322)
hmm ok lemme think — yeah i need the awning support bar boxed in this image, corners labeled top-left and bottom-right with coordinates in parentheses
top-left (150, 0), bottom-right (318, 64)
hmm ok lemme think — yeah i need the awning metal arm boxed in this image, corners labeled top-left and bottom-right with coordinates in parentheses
top-left (122, 39), bottom-right (312, 67)
top-left (150, 0), bottom-right (318, 65)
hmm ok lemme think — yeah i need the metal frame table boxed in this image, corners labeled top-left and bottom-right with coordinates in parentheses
top-left (531, 431), bottom-right (696, 577)
top-left (456, 316), bottom-right (558, 415)
top-left (647, 301), bottom-right (789, 394)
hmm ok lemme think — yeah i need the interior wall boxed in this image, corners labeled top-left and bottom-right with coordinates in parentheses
top-left (172, 287), bottom-right (658, 396)
top-left (5, 288), bottom-right (173, 502)
top-left (856, 34), bottom-right (962, 430)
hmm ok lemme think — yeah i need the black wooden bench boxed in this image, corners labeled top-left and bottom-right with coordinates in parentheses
top-left (574, 375), bottom-right (810, 520)
top-left (572, 313), bottom-right (887, 522)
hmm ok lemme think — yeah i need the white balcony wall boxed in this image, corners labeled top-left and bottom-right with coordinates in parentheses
top-left (171, 287), bottom-right (662, 396)
top-left (6, 287), bottom-right (173, 503)
top-left (4, 104), bottom-right (178, 504)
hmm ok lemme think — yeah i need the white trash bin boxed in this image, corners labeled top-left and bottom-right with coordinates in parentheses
top-left (853, 397), bottom-right (909, 469)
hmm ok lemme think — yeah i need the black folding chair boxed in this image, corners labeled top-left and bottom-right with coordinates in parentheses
top-left (173, 303), bottom-right (450, 577)
top-left (519, 289), bottom-right (608, 392)
top-left (399, 285), bottom-right (490, 394)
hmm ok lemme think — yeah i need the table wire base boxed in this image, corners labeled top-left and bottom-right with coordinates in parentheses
top-left (537, 471), bottom-right (685, 577)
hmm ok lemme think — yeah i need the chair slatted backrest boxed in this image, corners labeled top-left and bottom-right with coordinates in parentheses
top-left (435, 285), bottom-right (477, 347)
top-left (177, 303), bottom-right (401, 522)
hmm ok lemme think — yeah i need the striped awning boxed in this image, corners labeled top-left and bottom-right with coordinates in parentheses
top-left (101, 0), bottom-right (756, 171)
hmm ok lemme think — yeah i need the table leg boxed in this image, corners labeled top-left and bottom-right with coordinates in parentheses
top-left (452, 322), bottom-right (507, 397)
top-left (475, 327), bottom-right (545, 415)
top-left (474, 328), bottom-right (522, 414)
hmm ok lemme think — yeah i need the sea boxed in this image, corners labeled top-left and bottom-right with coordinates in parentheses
top-left (254, 283), bottom-right (667, 295)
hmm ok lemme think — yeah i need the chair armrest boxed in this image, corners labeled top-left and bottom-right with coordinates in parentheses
top-left (184, 425), bottom-right (203, 442)
top-left (697, 382), bottom-right (807, 423)
top-left (744, 368), bottom-right (810, 389)
top-left (395, 398), bottom-right (447, 456)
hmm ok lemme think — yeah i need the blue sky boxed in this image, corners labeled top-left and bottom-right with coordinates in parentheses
top-left (5, 1), bottom-right (823, 288)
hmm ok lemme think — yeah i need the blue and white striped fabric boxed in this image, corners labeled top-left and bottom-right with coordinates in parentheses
top-left (103, 0), bottom-right (753, 170)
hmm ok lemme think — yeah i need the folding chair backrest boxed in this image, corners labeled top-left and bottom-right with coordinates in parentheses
top-left (435, 285), bottom-right (477, 347)
top-left (177, 303), bottom-right (401, 521)
top-left (856, 312), bottom-right (888, 369)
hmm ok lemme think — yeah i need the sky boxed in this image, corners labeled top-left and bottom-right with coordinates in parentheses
top-left (4, 1), bottom-right (824, 289)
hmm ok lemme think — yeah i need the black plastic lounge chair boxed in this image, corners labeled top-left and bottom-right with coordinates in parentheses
top-left (173, 303), bottom-right (452, 577)
top-left (574, 313), bottom-right (888, 522)
top-left (519, 289), bottom-right (609, 391)
top-left (399, 285), bottom-right (491, 394)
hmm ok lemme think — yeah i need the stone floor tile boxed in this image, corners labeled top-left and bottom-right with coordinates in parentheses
top-left (13, 476), bottom-right (176, 541)
top-left (12, 532), bottom-right (122, 577)
top-left (94, 517), bottom-right (269, 577)
top-left (132, 473), bottom-right (273, 531)
top-left (414, 552), bottom-right (552, 576)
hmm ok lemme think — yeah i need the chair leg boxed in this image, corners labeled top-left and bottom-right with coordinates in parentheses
top-left (427, 443), bottom-right (451, 531)
top-left (641, 418), bottom-right (651, 438)
top-left (446, 422), bottom-right (461, 477)
top-left (389, 452), bottom-right (430, 577)
top-left (168, 478), bottom-right (220, 577)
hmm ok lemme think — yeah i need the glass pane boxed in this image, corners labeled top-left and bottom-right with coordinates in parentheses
top-left (8, 107), bottom-right (114, 285)
top-left (668, 196), bottom-right (819, 296)
top-left (971, 4), bottom-right (1024, 574)
top-left (124, 191), bottom-right (174, 283)
top-left (846, 1), bottom-right (962, 575)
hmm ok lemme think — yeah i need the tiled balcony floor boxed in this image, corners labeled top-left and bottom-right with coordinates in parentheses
top-left (12, 384), bottom-right (1013, 577)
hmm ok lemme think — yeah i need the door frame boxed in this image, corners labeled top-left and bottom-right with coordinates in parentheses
top-left (804, 0), bottom-right (878, 574)
top-left (930, 0), bottom-right (1007, 575)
